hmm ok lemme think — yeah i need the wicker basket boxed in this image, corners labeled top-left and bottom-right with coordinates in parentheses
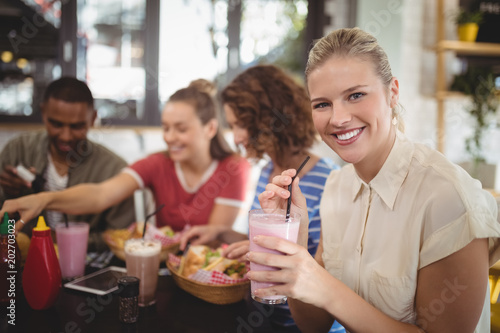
top-left (167, 261), bottom-right (250, 305)
top-left (103, 230), bottom-right (180, 261)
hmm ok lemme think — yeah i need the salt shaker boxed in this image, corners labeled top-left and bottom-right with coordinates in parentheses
top-left (118, 276), bottom-right (140, 323)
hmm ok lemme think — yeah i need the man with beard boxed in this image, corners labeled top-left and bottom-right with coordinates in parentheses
top-left (0, 77), bottom-right (134, 251)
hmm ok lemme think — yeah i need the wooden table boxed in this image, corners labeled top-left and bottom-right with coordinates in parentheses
top-left (1, 256), bottom-right (279, 333)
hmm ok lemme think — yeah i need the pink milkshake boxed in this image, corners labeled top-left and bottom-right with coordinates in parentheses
top-left (124, 239), bottom-right (161, 307)
top-left (55, 222), bottom-right (89, 280)
top-left (248, 209), bottom-right (300, 304)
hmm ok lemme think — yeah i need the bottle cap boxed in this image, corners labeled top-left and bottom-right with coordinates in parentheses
top-left (118, 276), bottom-right (140, 298)
top-left (33, 216), bottom-right (50, 231)
top-left (0, 212), bottom-right (10, 235)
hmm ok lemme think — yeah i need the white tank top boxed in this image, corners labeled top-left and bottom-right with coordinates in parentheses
top-left (43, 154), bottom-right (69, 228)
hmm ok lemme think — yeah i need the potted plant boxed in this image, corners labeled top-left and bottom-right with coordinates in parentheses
top-left (451, 65), bottom-right (499, 188)
top-left (454, 8), bottom-right (483, 42)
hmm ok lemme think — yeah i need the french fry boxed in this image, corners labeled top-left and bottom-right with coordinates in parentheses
top-left (203, 257), bottom-right (224, 271)
top-left (178, 256), bottom-right (186, 276)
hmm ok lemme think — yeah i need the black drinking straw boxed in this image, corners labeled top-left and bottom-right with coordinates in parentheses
top-left (142, 204), bottom-right (165, 240)
top-left (285, 155), bottom-right (310, 222)
top-left (63, 213), bottom-right (69, 228)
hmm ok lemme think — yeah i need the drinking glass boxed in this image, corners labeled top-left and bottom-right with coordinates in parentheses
top-left (248, 209), bottom-right (300, 304)
top-left (124, 238), bottom-right (161, 307)
top-left (55, 222), bottom-right (89, 281)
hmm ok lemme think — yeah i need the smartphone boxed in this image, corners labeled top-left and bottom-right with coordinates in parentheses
top-left (64, 266), bottom-right (127, 295)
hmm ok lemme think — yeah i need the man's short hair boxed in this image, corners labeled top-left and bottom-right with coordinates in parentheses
top-left (43, 77), bottom-right (94, 109)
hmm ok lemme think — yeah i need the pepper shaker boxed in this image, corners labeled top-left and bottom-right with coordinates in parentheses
top-left (118, 276), bottom-right (140, 323)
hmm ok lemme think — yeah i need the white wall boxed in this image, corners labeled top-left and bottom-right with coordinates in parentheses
top-left (356, 0), bottom-right (404, 77)
top-left (355, 0), bottom-right (500, 169)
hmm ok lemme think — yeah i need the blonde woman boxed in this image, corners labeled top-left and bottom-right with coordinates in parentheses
top-left (247, 28), bottom-right (499, 332)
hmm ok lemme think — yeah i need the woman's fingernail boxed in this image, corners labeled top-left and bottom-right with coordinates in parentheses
top-left (280, 190), bottom-right (288, 196)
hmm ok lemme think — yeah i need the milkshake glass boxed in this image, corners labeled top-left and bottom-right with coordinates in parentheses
top-left (124, 238), bottom-right (161, 307)
top-left (248, 209), bottom-right (300, 304)
top-left (55, 222), bottom-right (89, 281)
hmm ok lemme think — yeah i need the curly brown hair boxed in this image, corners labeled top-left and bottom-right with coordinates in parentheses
top-left (221, 65), bottom-right (317, 168)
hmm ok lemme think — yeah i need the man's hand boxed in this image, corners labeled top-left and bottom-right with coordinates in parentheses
top-left (1, 193), bottom-right (48, 234)
top-left (0, 165), bottom-right (34, 197)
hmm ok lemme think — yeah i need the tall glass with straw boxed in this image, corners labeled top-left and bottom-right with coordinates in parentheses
top-left (55, 214), bottom-right (89, 281)
top-left (248, 156), bottom-right (309, 304)
top-left (124, 204), bottom-right (164, 306)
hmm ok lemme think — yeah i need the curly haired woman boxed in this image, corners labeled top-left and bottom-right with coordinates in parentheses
top-left (181, 65), bottom-right (343, 333)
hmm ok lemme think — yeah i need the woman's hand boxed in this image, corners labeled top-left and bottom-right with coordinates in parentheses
top-left (222, 240), bottom-right (250, 261)
top-left (246, 235), bottom-right (332, 307)
top-left (258, 169), bottom-right (310, 246)
top-left (258, 169), bottom-right (308, 222)
top-left (179, 224), bottom-right (229, 250)
top-left (1, 193), bottom-right (49, 233)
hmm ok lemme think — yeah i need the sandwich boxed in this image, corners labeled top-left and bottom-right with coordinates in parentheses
top-left (180, 245), bottom-right (209, 277)
top-left (178, 245), bottom-right (246, 279)
top-left (206, 258), bottom-right (246, 279)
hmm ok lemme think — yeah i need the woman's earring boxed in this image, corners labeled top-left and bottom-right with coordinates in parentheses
top-left (392, 117), bottom-right (398, 126)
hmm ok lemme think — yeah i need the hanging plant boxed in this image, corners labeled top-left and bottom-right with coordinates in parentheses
top-left (450, 66), bottom-right (499, 167)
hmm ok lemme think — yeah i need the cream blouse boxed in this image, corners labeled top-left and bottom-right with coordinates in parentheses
top-left (320, 132), bottom-right (500, 331)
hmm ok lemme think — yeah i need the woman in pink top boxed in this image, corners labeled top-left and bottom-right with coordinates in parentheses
top-left (2, 80), bottom-right (250, 240)
top-left (245, 28), bottom-right (500, 333)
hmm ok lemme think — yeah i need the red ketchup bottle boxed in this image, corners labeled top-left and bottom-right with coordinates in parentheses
top-left (0, 212), bottom-right (21, 305)
top-left (22, 216), bottom-right (61, 310)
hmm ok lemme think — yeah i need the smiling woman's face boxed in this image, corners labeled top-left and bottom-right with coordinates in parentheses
top-left (161, 101), bottom-right (215, 162)
top-left (308, 56), bottom-right (399, 170)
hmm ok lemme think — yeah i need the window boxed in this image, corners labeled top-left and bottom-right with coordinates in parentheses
top-left (0, 0), bottom-right (59, 122)
top-left (80, 0), bottom-right (149, 125)
top-left (0, 0), bottom-right (310, 126)
top-left (158, 0), bottom-right (225, 105)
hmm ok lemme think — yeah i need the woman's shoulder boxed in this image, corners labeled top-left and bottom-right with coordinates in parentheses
top-left (410, 143), bottom-right (482, 196)
top-left (402, 143), bottom-right (498, 231)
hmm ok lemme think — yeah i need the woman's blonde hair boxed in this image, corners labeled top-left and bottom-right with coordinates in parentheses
top-left (305, 28), bottom-right (404, 132)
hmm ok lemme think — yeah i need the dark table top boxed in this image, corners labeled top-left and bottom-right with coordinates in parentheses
top-left (1, 254), bottom-right (280, 333)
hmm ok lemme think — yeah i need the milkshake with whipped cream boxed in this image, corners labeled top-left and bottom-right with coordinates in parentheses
top-left (124, 239), bottom-right (161, 306)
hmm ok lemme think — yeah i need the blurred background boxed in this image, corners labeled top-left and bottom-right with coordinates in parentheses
top-left (0, 0), bottom-right (499, 168)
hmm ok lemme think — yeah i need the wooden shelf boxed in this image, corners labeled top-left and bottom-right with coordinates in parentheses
top-left (437, 40), bottom-right (500, 56)
top-left (434, 0), bottom-right (500, 153)
top-left (435, 91), bottom-right (467, 100)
